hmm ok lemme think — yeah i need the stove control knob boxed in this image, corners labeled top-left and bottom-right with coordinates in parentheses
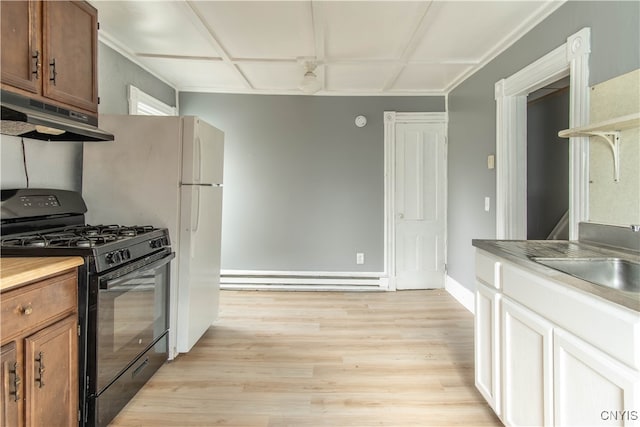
top-left (106, 251), bottom-right (122, 265)
top-left (150, 238), bottom-right (165, 249)
top-left (120, 249), bottom-right (131, 261)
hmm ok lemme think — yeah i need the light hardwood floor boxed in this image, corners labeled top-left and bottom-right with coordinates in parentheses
top-left (110, 289), bottom-right (502, 427)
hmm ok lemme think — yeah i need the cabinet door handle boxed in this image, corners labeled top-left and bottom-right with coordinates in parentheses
top-left (35, 352), bottom-right (45, 388)
top-left (11, 362), bottom-right (21, 401)
top-left (20, 304), bottom-right (33, 316)
top-left (32, 50), bottom-right (41, 79)
top-left (49, 59), bottom-right (57, 85)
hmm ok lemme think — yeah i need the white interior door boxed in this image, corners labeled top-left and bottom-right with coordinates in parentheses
top-left (394, 121), bottom-right (446, 289)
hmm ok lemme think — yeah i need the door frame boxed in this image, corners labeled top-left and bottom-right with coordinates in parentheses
top-left (495, 27), bottom-right (591, 240)
top-left (383, 111), bottom-right (448, 291)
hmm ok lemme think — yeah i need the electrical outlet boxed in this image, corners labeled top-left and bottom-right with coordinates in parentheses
top-left (356, 252), bottom-right (365, 265)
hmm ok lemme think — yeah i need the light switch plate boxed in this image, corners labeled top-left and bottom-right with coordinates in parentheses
top-left (485, 197), bottom-right (490, 212)
top-left (487, 155), bottom-right (495, 170)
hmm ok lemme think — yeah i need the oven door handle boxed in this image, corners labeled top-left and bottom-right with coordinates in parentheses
top-left (99, 252), bottom-right (175, 290)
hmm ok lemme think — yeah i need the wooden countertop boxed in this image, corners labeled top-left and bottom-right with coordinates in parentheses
top-left (0, 257), bottom-right (84, 292)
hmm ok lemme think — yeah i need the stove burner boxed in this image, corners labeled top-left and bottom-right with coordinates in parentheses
top-left (1, 224), bottom-right (159, 249)
top-left (26, 238), bottom-right (48, 247)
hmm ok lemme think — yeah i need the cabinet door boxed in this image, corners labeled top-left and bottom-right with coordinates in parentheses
top-left (475, 281), bottom-right (501, 415)
top-left (501, 298), bottom-right (554, 426)
top-left (1, 342), bottom-right (23, 427)
top-left (24, 316), bottom-right (78, 427)
top-left (554, 329), bottom-right (640, 426)
top-left (0, 0), bottom-right (41, 94)
top-left (42, 1), bottom-right (98, 113)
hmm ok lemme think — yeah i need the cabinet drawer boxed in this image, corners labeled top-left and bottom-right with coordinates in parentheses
top-left (476, 250), bottom-right (501, 289)
top-left (1, 271), bottom-right (77, 342)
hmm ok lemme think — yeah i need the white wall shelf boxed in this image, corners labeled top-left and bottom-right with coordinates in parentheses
top-left (558, 112), bottom-right (640, 182)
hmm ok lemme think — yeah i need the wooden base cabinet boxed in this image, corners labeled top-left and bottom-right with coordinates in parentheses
top-left (0, 270), bottom-right (78, 427)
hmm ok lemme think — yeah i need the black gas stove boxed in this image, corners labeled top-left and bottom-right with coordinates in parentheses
top-left (1, 189), bottom-right (173, 427)
top-left (1, 223), bottom-right (170, 273)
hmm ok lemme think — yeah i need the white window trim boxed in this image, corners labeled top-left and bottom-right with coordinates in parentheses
top-left (495, 27), bottom-right (590, 240)
top-left (128, 85), bottom-right (177, 116)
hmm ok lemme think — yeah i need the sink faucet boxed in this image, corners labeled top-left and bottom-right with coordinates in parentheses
top-left (631, 225), bottom-right (640, 232)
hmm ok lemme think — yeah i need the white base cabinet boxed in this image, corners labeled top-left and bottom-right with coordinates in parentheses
top-left (475, 281), bottom-right (501, 415)
top-left (474, 249), bottom-right (640, 427)
top-left (554, 329), bottom-right (639, 427)
top-left (502, 298), bottom-right (554, 427)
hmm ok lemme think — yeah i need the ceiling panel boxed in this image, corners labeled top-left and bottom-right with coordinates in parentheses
top-left (91, 0), bottom-right (563, 95)
top-left (318, 1), bottom-right (428, 60)
top-left (138, 58), bottom-right (247, 91)
top-left (191, 1), bottom-right (315, 59)
top-left (239, 62), bottom-right (314, 91)
top-left (391, 64), bottom-right (474, 92)
top-left (96, 1), bottom-right (221, 58)
top-left (411, 1), bottom-right (548, 61)
top-left (326, 64), bottom-right (395, 92)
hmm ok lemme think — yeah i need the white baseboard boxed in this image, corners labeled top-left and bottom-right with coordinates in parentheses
top-left (220, 270), bottom-right (388, 291)
top-left (445, 275), bottom-right (475, 314)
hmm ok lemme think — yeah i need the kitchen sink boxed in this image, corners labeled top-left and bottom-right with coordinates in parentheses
top-left (532, 257), bottom-right (640, 292)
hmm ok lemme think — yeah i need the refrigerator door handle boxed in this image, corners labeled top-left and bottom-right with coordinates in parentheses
top-left (193, 186), bottom-right (200, 233)
top-left (181, 183), bottom-right (213, 187)
top-left (195, 135), bottom-right (202, 184)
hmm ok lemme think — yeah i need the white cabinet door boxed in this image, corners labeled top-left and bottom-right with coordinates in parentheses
top-left (475, 281), bottom-right (501, 415)
top-left (554, 329), bottom-right (640, 427)
top-left (502, 298), bottom-right (554, 427)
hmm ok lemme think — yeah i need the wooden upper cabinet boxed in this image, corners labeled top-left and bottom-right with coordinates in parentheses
top-left (0, 0), bottom-right (41, 94)
top-left (0, 0), bottom-right (98, 114)
top-left (43, 1), bottom-right (98, 113)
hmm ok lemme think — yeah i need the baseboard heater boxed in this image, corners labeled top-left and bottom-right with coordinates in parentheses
top-left (220, 270), bottom-right (387, 291)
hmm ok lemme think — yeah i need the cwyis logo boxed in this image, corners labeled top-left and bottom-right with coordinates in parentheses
top-left (600, 410), bottom-right (638, 421)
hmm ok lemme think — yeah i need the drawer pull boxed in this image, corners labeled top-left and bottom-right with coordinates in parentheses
top-left (35, 352), bottom-right (45, 388)
top-left (11, 362), bottom-right (21, 401)
top-left (20, 305), bottom-right (33, 316)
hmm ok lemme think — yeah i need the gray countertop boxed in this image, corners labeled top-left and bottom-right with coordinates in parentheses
top-left (472, 239), bottom-right (640, 312)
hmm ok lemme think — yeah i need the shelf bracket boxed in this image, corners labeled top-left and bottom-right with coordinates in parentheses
top-left (585, 131), bottom-right (620, 182)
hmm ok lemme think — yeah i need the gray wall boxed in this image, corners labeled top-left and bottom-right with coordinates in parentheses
top-left (527, 89), bottom-right (569, 240)
top-left (448, 1), bottom-right (640, 292)
top-left (98, 42), bottom-right (176, 114)
top-left (179, 93), bottom-right (444, 272)
top-left (0, 42), bottom-right (176, 192)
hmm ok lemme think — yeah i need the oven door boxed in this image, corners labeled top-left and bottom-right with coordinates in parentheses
top-left (94, 251), bottom-right (174, 394)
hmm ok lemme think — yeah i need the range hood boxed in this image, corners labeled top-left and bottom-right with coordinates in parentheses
top-left (1, 90), bottom-right (114, 142)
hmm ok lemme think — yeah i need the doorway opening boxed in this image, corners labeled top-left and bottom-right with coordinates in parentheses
top-left (495, 27), bottom-right (591, 240)
top-left (526, 77), bottom-right (570, 240)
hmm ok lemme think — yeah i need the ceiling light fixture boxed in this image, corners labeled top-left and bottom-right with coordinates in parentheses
top-left (298, 61), bottom-right (321, 94)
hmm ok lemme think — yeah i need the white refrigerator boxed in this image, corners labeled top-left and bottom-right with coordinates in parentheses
top-left (82, 115), bottom-right (224, 357)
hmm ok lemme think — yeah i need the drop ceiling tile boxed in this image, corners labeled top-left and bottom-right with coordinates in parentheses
top-left (95, 1), bottom-right (221, 58)
top-left (391, 64), bottom-right (473, 92)
top-left (137, 58), bottom-right (246, 91)
top-left (411, 1), bottom-right (547, 61)
top-left (326, 64), bottom-right (394, 92)
top-left (191, 1), bottom-right (315, 59)
top-left (319, 1), bottom-right (428, 60)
